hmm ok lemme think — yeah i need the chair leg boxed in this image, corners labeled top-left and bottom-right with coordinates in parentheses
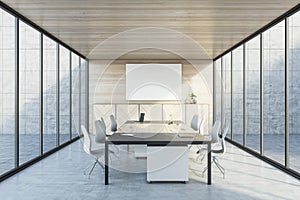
top-left (200, 153), bottom-right (206, 164)
top-left (189, 167), bottom-right (203, 177)
top-left (202, 167), bottom-right (207, 177)
top-left (109, 155), bottom-right (113, 164)
top-left (88, 161), bottom-right (97, 179)
top-left (195, 151), bottom-right (206, 164)
top-left (196, 145), bottom-right (202, 154)
top-left (83, 162), bottom-right (94, 175)
top-left (213, 157), bottom-right (225, 178)
top-left (202, 160), bottom-right (213, 177)
top-left (96, 159), bottom-right (104, 169)
top-left (202, 157), bottom-right (225, 178)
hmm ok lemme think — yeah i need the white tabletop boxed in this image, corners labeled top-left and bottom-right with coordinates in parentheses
top-left (117, 121), bottom-right (198, 138)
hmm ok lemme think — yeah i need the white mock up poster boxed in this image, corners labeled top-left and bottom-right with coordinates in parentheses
top-left (126, 64), bottom-right (182, 100)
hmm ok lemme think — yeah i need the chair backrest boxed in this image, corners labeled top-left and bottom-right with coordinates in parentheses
top-left (101, 117), bottom-right (106, 128)
top-left (95, 120), bottom-right (106, 143)
top-left (221, 117), bottom-right (226, 136)
top-left (212, 124), bottom-right (229, 155)
top-left (199, 118), bottom-right (205, 135)
top-left (191, 115), bottom-right (200, 131)
top-left (110, 114), bottom-right (117, 132)
top-left (220, 124), bottom-right (229, 154)
top-left (81, 125), bottom-right (91, 155)
top-left (211, 120), bottom-right (221, 143)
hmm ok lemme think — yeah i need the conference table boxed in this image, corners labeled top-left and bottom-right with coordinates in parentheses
top-left (104, 121), bottom-right (212, 185)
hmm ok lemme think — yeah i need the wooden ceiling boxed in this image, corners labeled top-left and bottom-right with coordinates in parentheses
top-left (2, 0), bottom-right (300, 60)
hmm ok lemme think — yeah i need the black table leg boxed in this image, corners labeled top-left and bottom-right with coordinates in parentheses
top-left (207, 142), bottom-right (211, 185)
top-left (105, 141), bottom-right (109, 185)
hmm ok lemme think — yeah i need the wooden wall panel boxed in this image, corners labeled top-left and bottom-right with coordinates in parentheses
top-left (89, 58), bottom-right (213, 132)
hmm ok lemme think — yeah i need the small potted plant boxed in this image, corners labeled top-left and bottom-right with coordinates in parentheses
top-left (190, 92), bottom-right (197, 104)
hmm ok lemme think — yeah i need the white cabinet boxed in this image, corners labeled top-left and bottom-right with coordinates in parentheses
top-left (92, 103), bottom-right (210, 135)
top-left (116, 104), bottom-right (138, 125)
top-left (162, 104), bottom-right (185, 122)
top-left (140, 104), bottom-right (163, 121)
top-left (147, 146), bottom-right (189, 182)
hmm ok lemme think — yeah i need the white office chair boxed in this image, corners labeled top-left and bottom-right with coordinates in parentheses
top-left (199, 118), bottom-right (205, 135)
top-left (190, 120), bottom-right (221, 176)
top-left (220, 117), bottom-right (227, 138)
top-left (81, 125), bottom-right (104, 178)
top-left (191, 114), bottom-right (200, 131)
top-left (110, 114), bottom-right (117, 132)
top-left (191, 114), bottom-right (205, 134)
top-left (191, 114), bottom-right (205, 153)
top-left (95, 119), bottom-right (119, 155)
top-left (101, 117), bottom-right (106, 127)
top-left (211, 120), bottom-right (221, 143)
top-left (196, 120), bottom-right (221, 161)
top-left (95, 118), bottom-right (106, 144)
top-left (202, 123), bottom-right (229, 178)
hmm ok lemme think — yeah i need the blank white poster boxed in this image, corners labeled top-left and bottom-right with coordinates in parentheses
top-left (126, 64), bottom-right (182, 100)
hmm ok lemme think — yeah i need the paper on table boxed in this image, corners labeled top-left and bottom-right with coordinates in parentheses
top-left (120, 133), bottom-right (135, 137)
top-left (177, 133), bottom-right (195, 138)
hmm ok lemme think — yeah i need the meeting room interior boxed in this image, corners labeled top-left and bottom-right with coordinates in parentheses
top-left (0, 1), bottom-right (300, 199)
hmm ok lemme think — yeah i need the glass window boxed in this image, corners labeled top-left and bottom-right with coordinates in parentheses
top-left (71, 53), bottom-right (80, 138)
top-left (43, 35), bottom-right (57, 153)
top-left (289, 11), bottom-right (300, 171)
top-left (0, 6), bottom-right (87, 180)
top-left (214, 59), bottom-right (222, 124)
top-left (245, 36), bottom-right (261, 152)
top-left (81, 58), bottom-right (87, 129)
top-left (223, 53), bottom-right (231, 138)
top-left (59, 45), bottom-right (70, 144)
top-left (232, 45), bottom-right (244, 144)
top-left (263, 21), bottom-right (285, 164)
top-left (0, 8), bottom-right (16, 174)
top-left (19, 21), bottom-right (41, 165)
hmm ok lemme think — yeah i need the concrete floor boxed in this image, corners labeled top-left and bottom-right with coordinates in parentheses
top-left (0, 140), bottom-right (299, 200)
top-left (2, 134), bottom-right (300, 175)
